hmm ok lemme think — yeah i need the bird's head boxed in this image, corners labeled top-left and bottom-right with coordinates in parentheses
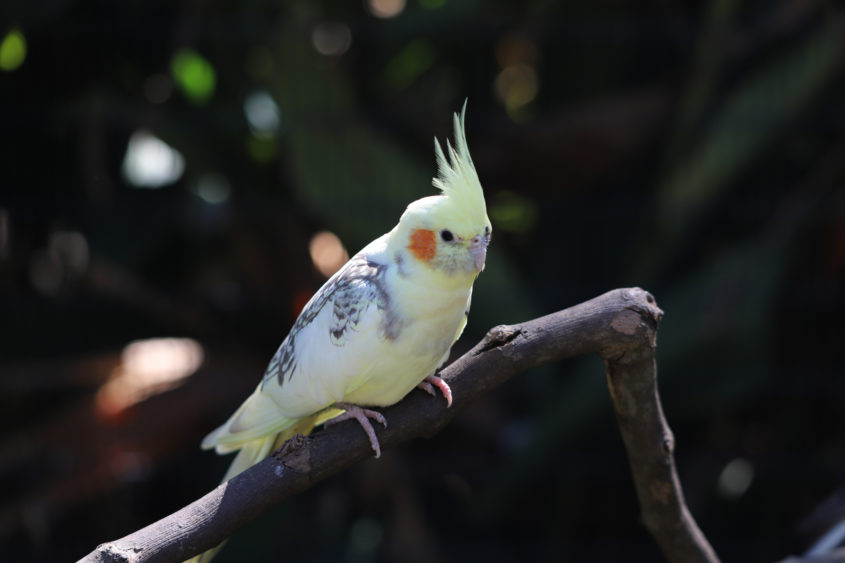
top-left (394, 104), bottom-right (491, 278)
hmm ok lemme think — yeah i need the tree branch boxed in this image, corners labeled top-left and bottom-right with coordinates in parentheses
top-left (80, 287), bottom-right (718, 563)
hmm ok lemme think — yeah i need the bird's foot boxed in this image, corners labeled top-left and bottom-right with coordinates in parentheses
top-left (326, 403), bottom-right (388, 458)
top-left (417, 375), bottom-right (452, 408)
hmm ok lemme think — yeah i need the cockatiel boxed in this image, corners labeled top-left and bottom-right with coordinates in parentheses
top-left (188, 104), bottom-right (490, 562)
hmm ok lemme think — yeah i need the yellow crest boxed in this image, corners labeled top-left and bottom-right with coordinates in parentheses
top-left (431, 101), bottom-right (489, 231)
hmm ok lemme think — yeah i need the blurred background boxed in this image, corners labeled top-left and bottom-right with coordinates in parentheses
top-left (2, 0), bottom-right (844, 561)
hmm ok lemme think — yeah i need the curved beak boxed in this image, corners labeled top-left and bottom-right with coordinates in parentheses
top-left (468, 234), bottom-right (488, 272)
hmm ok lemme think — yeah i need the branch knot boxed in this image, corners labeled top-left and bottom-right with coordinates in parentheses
top-left (475, 324), bottom-right (521, 354)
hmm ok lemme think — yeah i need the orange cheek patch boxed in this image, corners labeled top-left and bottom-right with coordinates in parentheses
top-left (408, 228), bottom-right (436, 262)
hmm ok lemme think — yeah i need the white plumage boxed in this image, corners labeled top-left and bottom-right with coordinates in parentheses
top-left (188, 103), bottom-right (491, 563)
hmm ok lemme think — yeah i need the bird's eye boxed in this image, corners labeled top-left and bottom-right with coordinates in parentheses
top-left (440, 229), bottom-right (454, 242)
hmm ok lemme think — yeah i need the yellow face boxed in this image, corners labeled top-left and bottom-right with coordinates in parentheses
top-left (406, 220), bottom-right (492, 276)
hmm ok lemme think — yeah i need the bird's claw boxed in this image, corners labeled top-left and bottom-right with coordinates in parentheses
top-left (326, 403), bottom-right (387, 458)
top-left (417, 375), bottom-right (452, 408)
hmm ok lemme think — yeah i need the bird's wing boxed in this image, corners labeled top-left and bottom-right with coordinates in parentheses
top-left (202, 246), bottom-right (394, 453)
top-left (261, 249), bottom-right (395, 390)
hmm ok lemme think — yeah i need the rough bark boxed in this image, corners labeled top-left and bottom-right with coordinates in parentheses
top-left (80, 287), bottom-right (718, 563)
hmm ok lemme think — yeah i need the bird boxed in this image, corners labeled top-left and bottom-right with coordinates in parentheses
top-left (187, 103), bottom-right (490, 562)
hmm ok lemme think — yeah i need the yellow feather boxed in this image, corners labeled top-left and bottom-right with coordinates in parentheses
top-left (430, 101), bottom-right (489, 232)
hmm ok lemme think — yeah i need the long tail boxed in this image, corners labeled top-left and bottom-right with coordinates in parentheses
top-left (184, 413), bottom-right (329, 563)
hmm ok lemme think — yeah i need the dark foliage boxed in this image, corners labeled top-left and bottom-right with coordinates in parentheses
top-left (1, 1), bottom-right (844, 561)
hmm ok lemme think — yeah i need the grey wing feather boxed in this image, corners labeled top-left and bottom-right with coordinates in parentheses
top-left (261, 254), bottom-right (396, 389)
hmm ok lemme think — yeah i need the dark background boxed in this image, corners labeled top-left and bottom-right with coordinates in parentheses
top-left (2, 1), bottom-right (844, 561)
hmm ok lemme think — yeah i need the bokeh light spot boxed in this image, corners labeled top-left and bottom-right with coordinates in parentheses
top-left (122, 130), bottom-right (185, 188)
top-left (348, 517), bottom-right (383, 559)
top-left (170, 49), bottom-right (216, 104)
top-left (309, 231), bottom-right (349, 278)
top-left (495, 64), bottom-right (538, 113)
top-left (193, 172), bottom-right (231, 205)
top-left (311, 22), bottom-right (352, 56)
top-left (0, 28), bottom-right (26, 72)
top-left (96, 338), bottom-right (204, 418)
top-left (494, 34), bottom-right (540, 119)
top-left (367, 0), bottom-right (406, 19)
top-left (384, 40), bottom-right (434, 91)
top-left (489, 190), bottom-right (537, 234)
top-left (243, 90), bottom-right (281, 135)
top-left (717, 458), bottom-right (754, 500)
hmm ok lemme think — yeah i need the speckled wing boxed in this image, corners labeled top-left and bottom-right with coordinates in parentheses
top-left (261, 252), bottom-right (396, 391)
top-left (202, 248), bottom-right (395, 453)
